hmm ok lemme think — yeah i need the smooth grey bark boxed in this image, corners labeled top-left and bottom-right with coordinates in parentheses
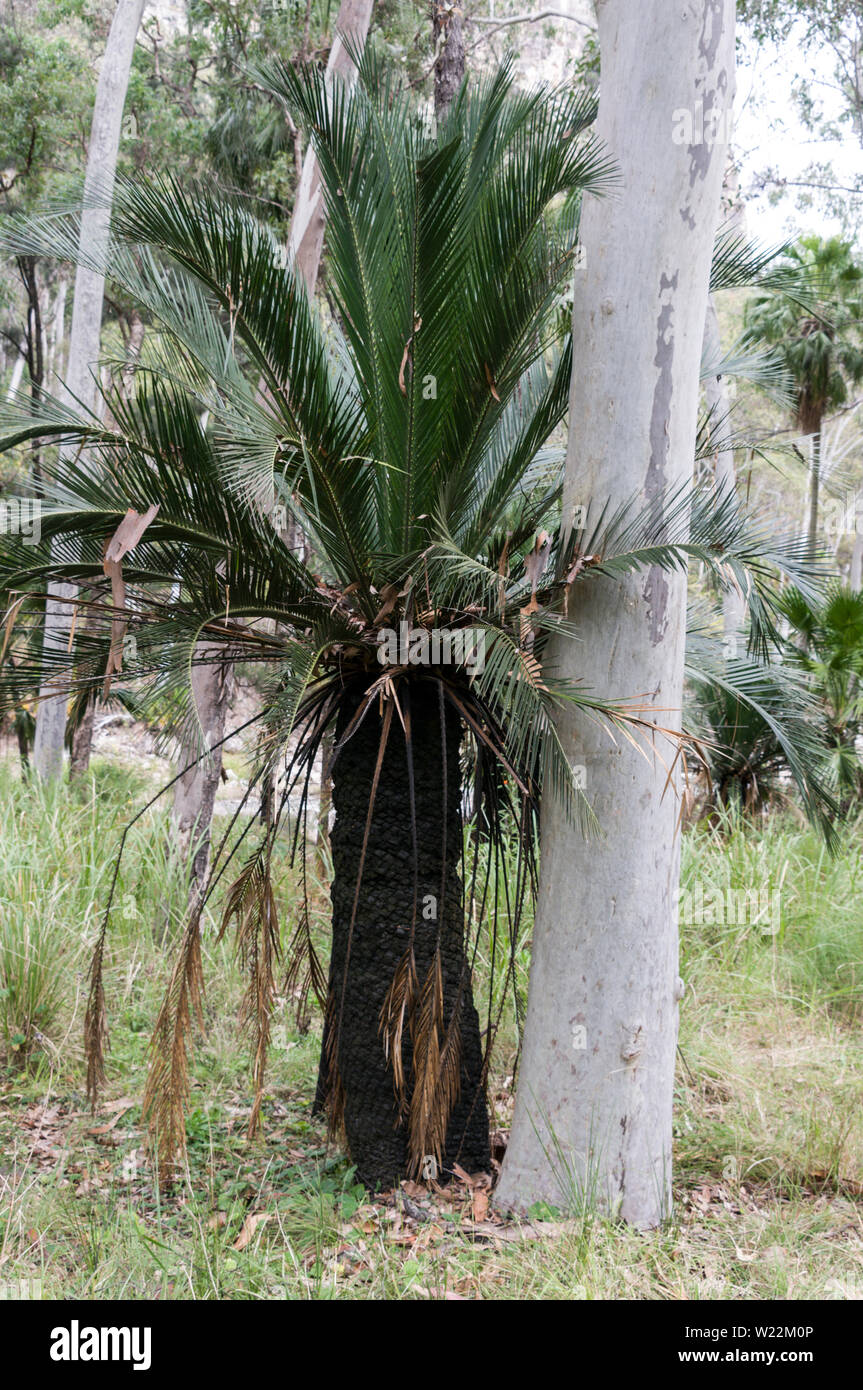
top-left (172, 646), bottom-right (233, 891)
top-left (46, 280), bottom-right (67, 390)
top-left (851, 526), bottom-right (863, 589)
top-left (69, 310), bottom-right (147, 781)
top-left (288, 0), bottom-right (375, 291)
top-left (286, 3), bottom-right (374, 839)
top-left (497, 0), bottom-right (735, 1228)
top-left (32, 0), bottom-right (146, 781)
top-left (5, 350), bottom-right (25, 401)
top-left (806, 428), bottom-right (822, 562)
top-left (703, 294), bottom-right (746, 640)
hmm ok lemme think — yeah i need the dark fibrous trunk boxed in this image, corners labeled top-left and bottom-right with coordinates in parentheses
top-left (317, 677), bottom-right (490, 1190)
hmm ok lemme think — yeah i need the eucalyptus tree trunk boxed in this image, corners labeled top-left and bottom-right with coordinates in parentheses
top-left (316, 680), bottom-right (490, 1190)
top-left (703, 294), bottom-right (745, 641)
top-left (806, 427), bottom-right (822, 562)
top-left (5, 349), bottom-right (25, 401)
top-left (32, 0), bottom-right (146, 781)
top-left (851, 525), bottom-right (863, 590)
top-left (172, 647), bottom-right (233, 892)
top-left (69, 310), bottom-right (147, 780)
top-left (432, 0), bottom-right (465, 123)
top-left (497, 0), bottom-right (735, 1228)
top-left (287, 0), bottom-right (374, 843)
top-left (288, 0), bottom-right (375, 291)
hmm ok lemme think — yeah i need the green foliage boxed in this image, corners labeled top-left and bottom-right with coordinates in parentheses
top-left (686, 599), bottom-right (839, 839)
top-left (0, 15), bottom-right (92, 210)
top-left (743, 236), bottom-right (863, 433)
top-left (780, 584), bottom-right (863, 805)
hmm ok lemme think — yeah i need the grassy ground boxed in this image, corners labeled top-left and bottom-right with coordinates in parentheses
top-left (0, 757), bottom-right (861, 1300)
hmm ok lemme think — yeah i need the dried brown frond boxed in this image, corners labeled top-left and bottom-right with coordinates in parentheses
top-left (84, 928), bottom-right (109, 1106)
top-left (220, 853), bottom-right (281, 1138)
top-left (283, 903), bottom-right (327, 1033)
top-left (379, 945), bottom-right (418, 1115)
top-left (320, 984), bottom-right (346, 1139)
top-left (142, 903), bottom-right (206, 1183)
top-left (408, 950), bottom-right (462, 1178)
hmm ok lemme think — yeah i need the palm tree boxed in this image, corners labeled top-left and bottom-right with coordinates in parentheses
top-left (743, 235), bottom-right (863, 559)
top-left (779, 584), bottom-right (863, 810)
top-left (0, 58), bottom-right (824, 1190)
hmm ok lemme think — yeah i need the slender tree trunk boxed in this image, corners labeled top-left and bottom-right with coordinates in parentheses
top-left (46, 280), bottom-right (67, 388)
top-left (288, 0), bottom-right (375, 291)
top-left (497, 0), bottom-right (735, 1228)
top-left (172, 646), bottom-right (233, 892)
top-left (286, 1), bottom-right (374, 844)
top-left (316, 680), bottom-right (490, 1190)
top-left (19, 256), bottom-right (44, 485)
top-left (32, 0), bottom-right (146, 782)
top-left (850, 524), bottom-right (863, 590)
top-left (703, 294), bottom-right (746, 641)
top-left (316, 726), bottom-right (336, 852)
top-left (432, 1), bottom-right (465, 123)
top-left (6, 349), bottom-right (25, 401)
top-left (806, 426), bottom-right (822, 562)
top-left (70, 696), bottom-right (97, 776)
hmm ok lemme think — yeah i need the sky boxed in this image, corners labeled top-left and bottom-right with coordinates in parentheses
top-left (734, 20), bottom-right (860, 246)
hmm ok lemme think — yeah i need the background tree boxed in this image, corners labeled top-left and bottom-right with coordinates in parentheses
top-left (32, 0), bottom-right (146, 782)
top-left (743, 234), bottom-right (863, 560)
top-left (432, 0), bottom-right (465, 122)
top-left (287, 0), bottom-right (375, 291)
top-left (737, 0), bottom-right (863, 237)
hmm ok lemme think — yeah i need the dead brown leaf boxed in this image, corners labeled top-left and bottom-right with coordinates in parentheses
top-left (232, 1211), bottom-right (271, 1251)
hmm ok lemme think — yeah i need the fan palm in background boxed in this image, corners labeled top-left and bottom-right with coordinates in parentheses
top-left (0, 57), bottom-right (834, 1189)
top-left (743, 235), bottom-right (863, 558)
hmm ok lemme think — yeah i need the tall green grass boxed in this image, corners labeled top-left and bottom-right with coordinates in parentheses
top-left (680, 805), bottom-right (863, 1020)
top-left (1, 755), bottom-right (861, 1298)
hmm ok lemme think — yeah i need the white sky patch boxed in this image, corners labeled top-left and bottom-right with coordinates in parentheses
top-left (734, 21), bottom-right (860, 245)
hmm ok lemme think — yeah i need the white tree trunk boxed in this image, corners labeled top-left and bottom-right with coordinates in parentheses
top-left (851, 526), bottom-right (863, 589)
top-left (5, 350), bottom-right (25, 401)
top-left (285, 0), bottom-right (374, 847)
top-left (288, 0), bottom-right (375, 291)
top-left (497, 0), bottom-right (735, 1228)
top-left (32, 0), bottom-right (146, 781)
top-left (806, 428), bottom-right (821, 562)
top-left (172, 647), bottom-right (233, 891)
top-left (703, 294), bottom-right (746, 641)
